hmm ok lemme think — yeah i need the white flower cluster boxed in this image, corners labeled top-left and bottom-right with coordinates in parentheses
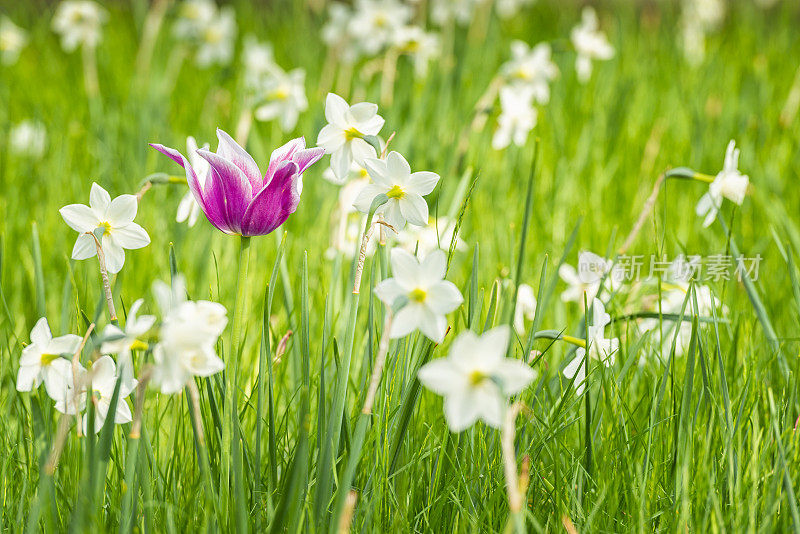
top-left (52, 1), bottom-right (107, 52)
top-left (492, 7), bottom-right (613, 150)
top-left (680, 0), bottom-right (725, 65)
top-left (322, 0), bottom-right (439, 74)
top-left (0, 16), bottom-right (27, 65)
top-left (16, 276), bottom-right (228, 433)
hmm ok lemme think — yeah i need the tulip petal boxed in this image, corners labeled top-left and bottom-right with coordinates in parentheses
top-left (197, 149), bottom-right (254, 234)
top-left (149, 143), bottom-right (216, 227)
top-left (241, 161), bottom-right (300, 236)
top-left (292, 147), bottom-right (325, 175)
top-left (266, 137), bottom-right (305, 182)
top-left (215, 128), bottom-right (262, 190)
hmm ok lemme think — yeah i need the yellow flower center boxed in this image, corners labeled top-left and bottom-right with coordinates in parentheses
top-left (359, 168), bottom-right (369, 178)
top-left (40, 353), bottom-right (60, 366)
top-left (387, 185), bottom-right (405, 199)
top-left (204, 27), bottom-right (222, 44)
top-left (469, 370), bottom-right (487, 386)
top-left (98, 221), bottom-right (112, 235)
top-left (344, 127), bottom-right (363, 141)
top-left (271, 86), bottom-right (290, 100)
top-left (409, 288), bottom-right (426, 302)
top-left (129, 339), bottom-right (148, 351)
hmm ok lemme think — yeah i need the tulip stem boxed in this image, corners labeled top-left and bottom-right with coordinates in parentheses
top-left (222, 235), bottom-right (251, 516)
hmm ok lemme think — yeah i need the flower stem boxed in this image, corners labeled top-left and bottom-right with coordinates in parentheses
top-left (221, 235), bottom-right (251, 518)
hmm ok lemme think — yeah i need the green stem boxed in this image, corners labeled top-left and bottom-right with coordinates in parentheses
top-left (221, 235), bottom-right (251, 521)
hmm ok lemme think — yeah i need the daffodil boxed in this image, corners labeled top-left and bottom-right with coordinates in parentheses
top-left (501, 41), bottom-right (557, 104)
top-left (9, 120), bottom-right (46, 158)
top-left (570, 7), bottom-right (614, 83)
top-left (353, 151), bottom-right (440, 230)
top-left (492, 85), bottom-right (537, 150)
top-left (101, 299), bottom-right (156, 390)
top-left (16, 318), bottom-right (82, 402)
top-left (0, 16), bottom-right (27, 65)
top-left (431, 0), bottom-right (481, 27)
top-left (393, 25), bottom-right (440, 76)
top-left (253, 67), bottom-right (309, 132)
top-left (194, 5), bottom-right (236, 68)
top-left (396, 216), bottom-right (465, 257)
top-left (558, 251), bottom-right (619, 306)
top-left (151, 298), bottom-right (228, 394)
top-left (563, 298), bottom-right (619, 395)
top-left (418, 326), bottom-right (536, 431)
top-left (696, 140), bottom-right (749, 227)
top-left (59, 183), bottom-right (151, 273)
top-left (51, 1), bottom-right (107, 52)
top-left (513, 283), bottom-right (537, 335)
top-left (82, 355), bottom-right (135, 434)
top-left (374, 248), bottom-right (463, 342)
top-left (317, 92), bottom-right (385, 181)
top-left (347, 0), bottom-right (411, 56)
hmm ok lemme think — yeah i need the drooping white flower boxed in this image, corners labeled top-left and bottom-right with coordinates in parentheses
top-left (492, 85), bottom-right (537, 150)
top-left (431, 0), bottom-right (482, 27)
top-left (242, 36), bottom-right (281, 91)
top-left (501, 41), bottom-right (558, 104)
top-left (253, 67), bottom-right (309, 132)
top-left (101, 299), bottom-right (156, 390)
top-left (696, 140), bottom-right (749, 228)
top-left (82, 355), bottom-right (135, 434)
top-left (173, 0), bottom-right (217, 40)
top-left (563, 298), bottom-right (619, 395)
top-left (321, 2), bottom-right (361, 63)
top-left (353, 151), bottom-right (440, 230)
top-left (348, 0), bottom-right (412, 56)
top-left (151, 298), bottom-right (228, 394)
top-left (418, 326), bottom-right (535, 431)
top-left (16, 318), bottom-right (82, 403)
top-left (513, 283), bottom-right (537, 335)
top-left (374, 248), bottom-right (463, 342)
top-left (495, 0), bottom-right (535, 19)
top-left (558, 251), bottom-right (619, 305)
top-left (194, 6), bottom-right (236, 68)
top-left (59, 183), bottom-right (151, 273)
top-left (396, 216), bottom-right (466, 257)
top-left (317, 93), bottom-right (384, 181)
top-left (51, 1), bottom-right (107, 52)
top-left (392, 25), bottom-right (440, 76)
top-left (0, 16), bottom-right (27, 65)
top-left (570, 7), bottom-right (614, 83)
top-left (9, 120), bottom-right (46, 158)
top-left (176, 136), bottom-right (210, 227)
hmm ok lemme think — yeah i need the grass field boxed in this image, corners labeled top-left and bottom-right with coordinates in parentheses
top-left (2, 0), bottom-right (800, 531)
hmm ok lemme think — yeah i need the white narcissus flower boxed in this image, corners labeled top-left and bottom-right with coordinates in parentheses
top-left (51, 1), bottom-right (107, 52)
top-left (60, 183), bottom-right (151, 273)
top-left (177, 136), bottom-right (210, 227)
top-left (0, 16), bottom-right (28, 65)
top-left (101, 298), bottom-right (156, 390)
top-left (194, 6), bottom-right (236, 68)
top-left (696, 140), bottom-right (749, 228)
top-left (374, 248), bottom-right (463, 342)
top-left (513, 283), bottom-right (537, 335)
top-left (173, 0), bottom-right (216, 40)
top-left (326, 177), bottom-right (377, 259)
top-left (570, 7), bottom-right (614, 83)
top-left (254, 68), bottom-right (309, 132)
top-left (558, 251), bottom-right (619, 305)
top-left (9, 120), bottom-right (46, 158)
top-left (151, 299), bottom-right (228, 394)
top-left (418, 326), bottom-right (536, 432)
top-left (501, 41), bottom-right (557, 104)
top-left (393, 25), bottom-right (440, 76)
top-left (353, 151), bottom-right (440, 230)
top-left (348, 0), bottom-right (412, 56)
top-left (321, 2), bottom-right (360, 63)
top-left (492, 85), bottom-right (537, 150)
top-left (242, 36), bottom-right (281, 91)
top-left (563, 298), bottom-right (619, 395)
top-left (16, 318), bottom-right (82, 403)
top-left (317, 93), bottom-right (385, 181)
top-left (82, 355), bottom-right (135, 434)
